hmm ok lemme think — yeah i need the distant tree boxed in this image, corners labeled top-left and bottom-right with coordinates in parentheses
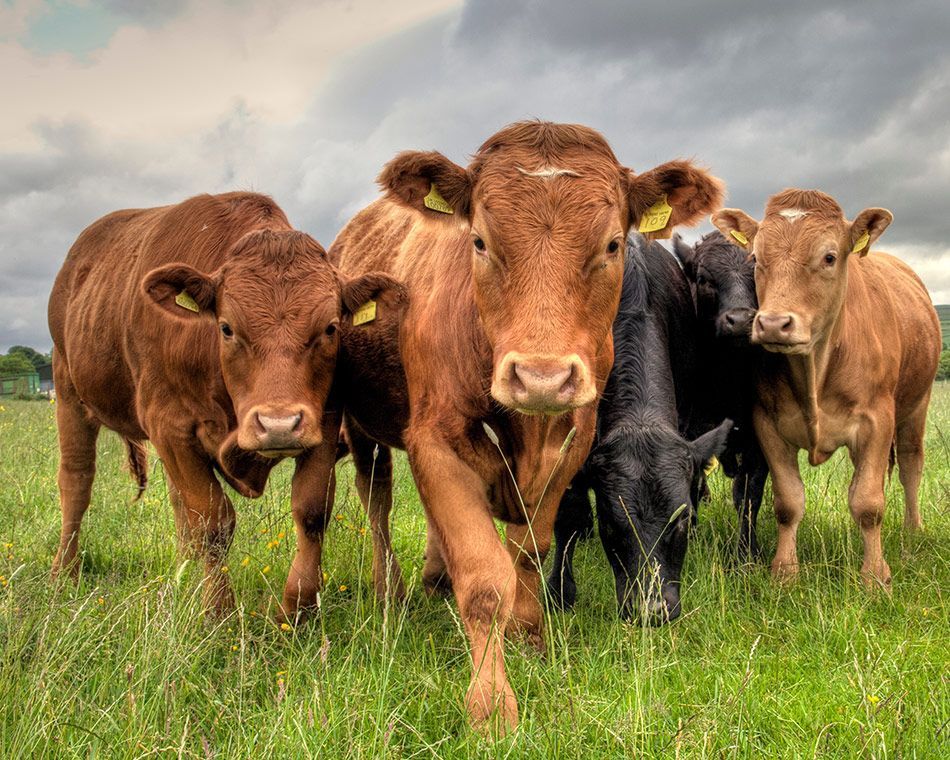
top-left (938, 349), bottom-right (950, 382)
top-left (0, 353), bottom-right (35, 375)
top-left (8, 345), bottom-right (50, 369)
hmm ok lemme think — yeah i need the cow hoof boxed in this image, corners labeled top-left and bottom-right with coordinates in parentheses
top-left (507, 621), bottom-right (545, 654)
top-left (372, 566), bottom-right (407, 603)
top-left (860, 562), bottom-right (892, 591)
top-left (466, 681), bottom-right (519, 738)
top-left (770, 560), bottom-right (799, 584)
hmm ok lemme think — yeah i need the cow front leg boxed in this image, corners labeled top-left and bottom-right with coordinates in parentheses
top-left (848, 419), bottom-right (894, 588)
top-left (153, 438), bottom-right (236, 614)
top-left (281, 431), bottom-right (339, 623)
top-left (51, 372), bottom-right (101, 580)
top-left (734, 441), bottom-right (768, 562)
top-left (408, 435), bottom-right (518, 735)
top-left (545, 479), bottom-right (594, 610)
top-left (348, 423), bottom-right (405, 602)
top-left (754, 411), bottom-right (804, 582)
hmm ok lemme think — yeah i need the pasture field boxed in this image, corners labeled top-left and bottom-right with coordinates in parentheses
top-left (0, 389), bottom-right (948, 759)
top-left (936, 304), bottom-right (950, 345)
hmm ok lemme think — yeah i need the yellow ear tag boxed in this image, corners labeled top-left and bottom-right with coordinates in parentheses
top-left (175, 290), bottom-right (200, 313)
top-left (704, 455), bottom-right (719, 477)
top-left (423, 183), bottom-right (454, 214)
top-left (730, 230), bottom-right (749, 246)
top-left (638, 194), bottom-right (673, 234)
top-left (352, 300), bottom-right (377, 326)
top-left (851, 231), bottom-right (870, 254)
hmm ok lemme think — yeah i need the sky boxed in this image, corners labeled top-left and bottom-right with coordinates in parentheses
top-left (2, 0), bottom-right (949, 352)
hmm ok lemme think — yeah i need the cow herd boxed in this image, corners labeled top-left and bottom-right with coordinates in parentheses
top-left (46, 121), bottom-right (941, 733)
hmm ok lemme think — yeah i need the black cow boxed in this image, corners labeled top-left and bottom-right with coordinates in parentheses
top-left (673, 231), bottom-right (769, 560)
top-left (546, 234), bottom-right (731, 624)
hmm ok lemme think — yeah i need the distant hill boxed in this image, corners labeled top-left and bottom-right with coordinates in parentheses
top-left (938, 304), bottom-right (950, 347)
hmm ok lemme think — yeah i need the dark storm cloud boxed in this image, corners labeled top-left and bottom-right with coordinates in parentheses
top-left (2, 0), bottom-right (949, 351)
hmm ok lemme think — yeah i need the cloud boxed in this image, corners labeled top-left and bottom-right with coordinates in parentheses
top-left (2, 0), bottom-right (949, 351)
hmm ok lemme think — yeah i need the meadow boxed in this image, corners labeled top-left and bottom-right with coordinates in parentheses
top-left (0, 388), bottom-right (947, 758)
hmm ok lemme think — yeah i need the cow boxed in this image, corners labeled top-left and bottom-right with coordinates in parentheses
top-left (673, 231), bottom-right (770, 560)
top-left (47, 192), bottom-right (402, 616)
top-left (329, 121), bottom-right (724, 733)
top-left (545, 234), bottom-right (731, 625)
top-left (712, 189), bottom-right (941, 586)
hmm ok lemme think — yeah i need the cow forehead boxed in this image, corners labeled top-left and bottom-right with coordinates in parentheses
top-left (757, 214), bottom-right (844, 262)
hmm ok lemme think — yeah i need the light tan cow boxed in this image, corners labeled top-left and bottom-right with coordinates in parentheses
top-left (713, 189), bottom-right (940, 586)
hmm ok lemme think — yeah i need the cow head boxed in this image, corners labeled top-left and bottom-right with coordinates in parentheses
top-left (674, 231), bottom-right (757, 343)
top-left (379, 121), bottom-right (724, 414)
top-left (590, 418), bottom-right (731, 624)
top-left (712, 190), bottom-right (892, 354)
top-left (143, 229), bottom-right (403, 461)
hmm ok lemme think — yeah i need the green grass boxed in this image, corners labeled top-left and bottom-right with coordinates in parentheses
top-left (0, 388), bottom-right (948, 758)
top-left (936, 304), bottom-right (950, 347)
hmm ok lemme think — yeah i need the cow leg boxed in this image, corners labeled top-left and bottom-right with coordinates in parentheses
top-left (166, 480), bottom-right (195, 553)
top-left (545, 479), bottom-right (593, 610)
top-left (896, 396), bottom-right (929, 531)
top-left (735, 442), bottom-right (768, 562)
top-left (755, 413), bottom-right (804, 582)
top-left (847, 421), bottom-right (894, 587)
top-left (505, 513), bottom-right (555, 651)
top-left (408, 436), bottom-right (518, 735)
top-left (153, 439), bottom-right (236, 613)
top-left (349, 424), bottom-right (405, 601)
top-left (51, 381), bottom-right (101, 579)
top-left (281, 435), bottom-right (339, 622)
top-left (422, 512), bottom-right (452, 596)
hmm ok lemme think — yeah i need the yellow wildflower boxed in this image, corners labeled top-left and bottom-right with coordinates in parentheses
top-left (277, 531), bottom-right (285, 540)
top-left (241, 557), bottom-right (250, 567)
top-left (97, 597), bottom-right (104, 605)
top-left (231, 645), bottom-right (239, 652)
top-left (220, 565), bottom-right (229, 574)
top-left (280, 623), bottom-right (292, 632)
top-left (867, 695), bottom-right (880, 705)
top-left (338, 584), bottom-right (347, 592)
top-left (262, 565), bottom-right (271, 575)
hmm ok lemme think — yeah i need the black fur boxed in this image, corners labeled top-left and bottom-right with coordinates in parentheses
top-left (674, 231), bottom-right (769, 560)
top-left (546, 235), bottom-right (729, 624)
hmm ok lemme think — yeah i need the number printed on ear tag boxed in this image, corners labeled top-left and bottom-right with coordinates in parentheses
top-left (638, 194), bottom-right (672, 234)
top-left (423, 183), bottom-right (454, 214)
top-left (851, 231), bottom-right (870, 254)
top-left (352, 300), bottom-right (377, 326)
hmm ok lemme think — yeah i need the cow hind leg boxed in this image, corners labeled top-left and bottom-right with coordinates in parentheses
top-left (734, 446), bottom-right (768, 562)
top-left (51, 389), bottom-right (101, 580)
top-left (349, 427), bottom-right (405, 602)
top-left (847, 424), bottom-right (894, 588)
top-left (896, 398), bottom-right (929, 531)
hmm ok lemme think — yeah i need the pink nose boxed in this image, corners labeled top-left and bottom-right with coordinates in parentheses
top-left (495, 354), bottom-right (586, 412)
top-left (251, 407), bottom-right (305, 451)
top-left (753, 312), bottom-right (797, 344)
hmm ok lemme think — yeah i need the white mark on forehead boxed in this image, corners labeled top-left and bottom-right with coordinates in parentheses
top-left (778, 209), bottom-right (809, 222)
top-left (516, 165), bottom-right (582, 179)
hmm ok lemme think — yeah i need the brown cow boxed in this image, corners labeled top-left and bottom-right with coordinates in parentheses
top-left (48, 192), bottom-right (401, 615)
top-left (712, 190), bottom-right (941, 586)
top-left (330, 121), bottom-right (724, 732)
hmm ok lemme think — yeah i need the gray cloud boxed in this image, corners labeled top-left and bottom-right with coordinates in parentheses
top-left (3, 0), bottom-right (949, 351)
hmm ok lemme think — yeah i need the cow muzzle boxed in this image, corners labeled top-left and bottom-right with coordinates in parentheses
top-left (716, 307), bottom-right (755, 340)
top-left (752, 311), bottom-right (810, 352)
top-left (492, 352), bottom-right (595, 414)
top-left (238, 405), bottom-right (319, 456)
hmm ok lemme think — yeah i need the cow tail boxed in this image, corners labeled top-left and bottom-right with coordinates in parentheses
top-left (125, 438), bottom-right (148, 501)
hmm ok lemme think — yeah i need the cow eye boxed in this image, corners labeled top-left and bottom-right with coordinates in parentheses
top-left (473, 237), bottom-right (487, 255)
top-left (696, 273), bottom-right (708, 286)
top-left (606, 239), bottom-right (621, 255)
top-left (823, 253), bottom-right (837, 266)
top-left (324, 322), bottom-right (337, 337)
top-left (220, 322), bottom-right (234, 338)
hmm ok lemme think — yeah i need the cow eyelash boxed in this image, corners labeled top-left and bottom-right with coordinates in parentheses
top-left (473, 237), bottom-right (487, 254)
top-left (324, 322), bottom-right (337, 337)
top-left (607, 239), bottom-right (621, 255)
top-left (219, 322), bottom-right (234, 338)
top-left (823, 253), bottom-right (837, 266)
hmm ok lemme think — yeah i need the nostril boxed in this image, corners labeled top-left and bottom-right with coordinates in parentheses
top-left (725, 313), bottom-right (736, 326)
top-left (253, 412), bottom-right (267, 434)
top-left (780, 315), bottom-right (794, 332)
top-left (291, 412), bottom-right (303, 432)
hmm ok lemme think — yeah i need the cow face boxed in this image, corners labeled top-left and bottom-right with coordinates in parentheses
top-left (712, 190), bottom-right (892, 354)
top-left (675, 232), bottom-right (757, 343)
top-left (143, 230), bottom-right (402, 459)
top-left (379, 122), bottom-right (724, 414)
top-left (592, 419), bottom-right (730, 624)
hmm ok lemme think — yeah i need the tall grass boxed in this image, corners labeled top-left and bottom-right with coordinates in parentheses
top-left (0, 388), bottom-right (947, 758)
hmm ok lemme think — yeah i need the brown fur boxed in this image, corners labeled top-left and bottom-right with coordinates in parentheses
top-left (331, 121), bottom-right (724, 733)
top-left (48, 192), bottom-right (402, 618)
top-left (712, 189), bottom-right (941, 586)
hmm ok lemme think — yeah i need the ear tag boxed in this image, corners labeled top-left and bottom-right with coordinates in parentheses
top-left (423, 183), bottom-right (454, 214)
top-left (638, 194), bottom-right (673, 234)
top-left (175, 290), bottom-right (200, 313)
top-left (352, 300), bottom-right (377, 326)
top-left (730, 230), bottom-right (749, 246)
top-left (851, 231), bottom-right (870, 254)
top-left (704, 455), bottom-right (719, 477)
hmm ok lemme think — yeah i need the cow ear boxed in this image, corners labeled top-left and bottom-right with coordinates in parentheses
top-left (689, 418), bottom-right (732, 473)
top-left (672, 233), bottom-right (697, 278)
top-left (848, 207), bottom-right (892, 257)
top-left (378, 150), bottom-right (473, 220)
top-left (626, 161), bottom-right (724, 240)
top-left (142, 263), bottom-right (218, 319)
top-left (340, 272), bottom-right (408, 317)
top-left (711, 209), bottom-right (758, 252)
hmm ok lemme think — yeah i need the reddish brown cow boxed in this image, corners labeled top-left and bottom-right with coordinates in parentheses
top-left (713, 190), bottom-right (941, 586)
top-left (48, 192), bottom-right (401, 615)
top-left (331, 121), bottom-right (723, 732)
